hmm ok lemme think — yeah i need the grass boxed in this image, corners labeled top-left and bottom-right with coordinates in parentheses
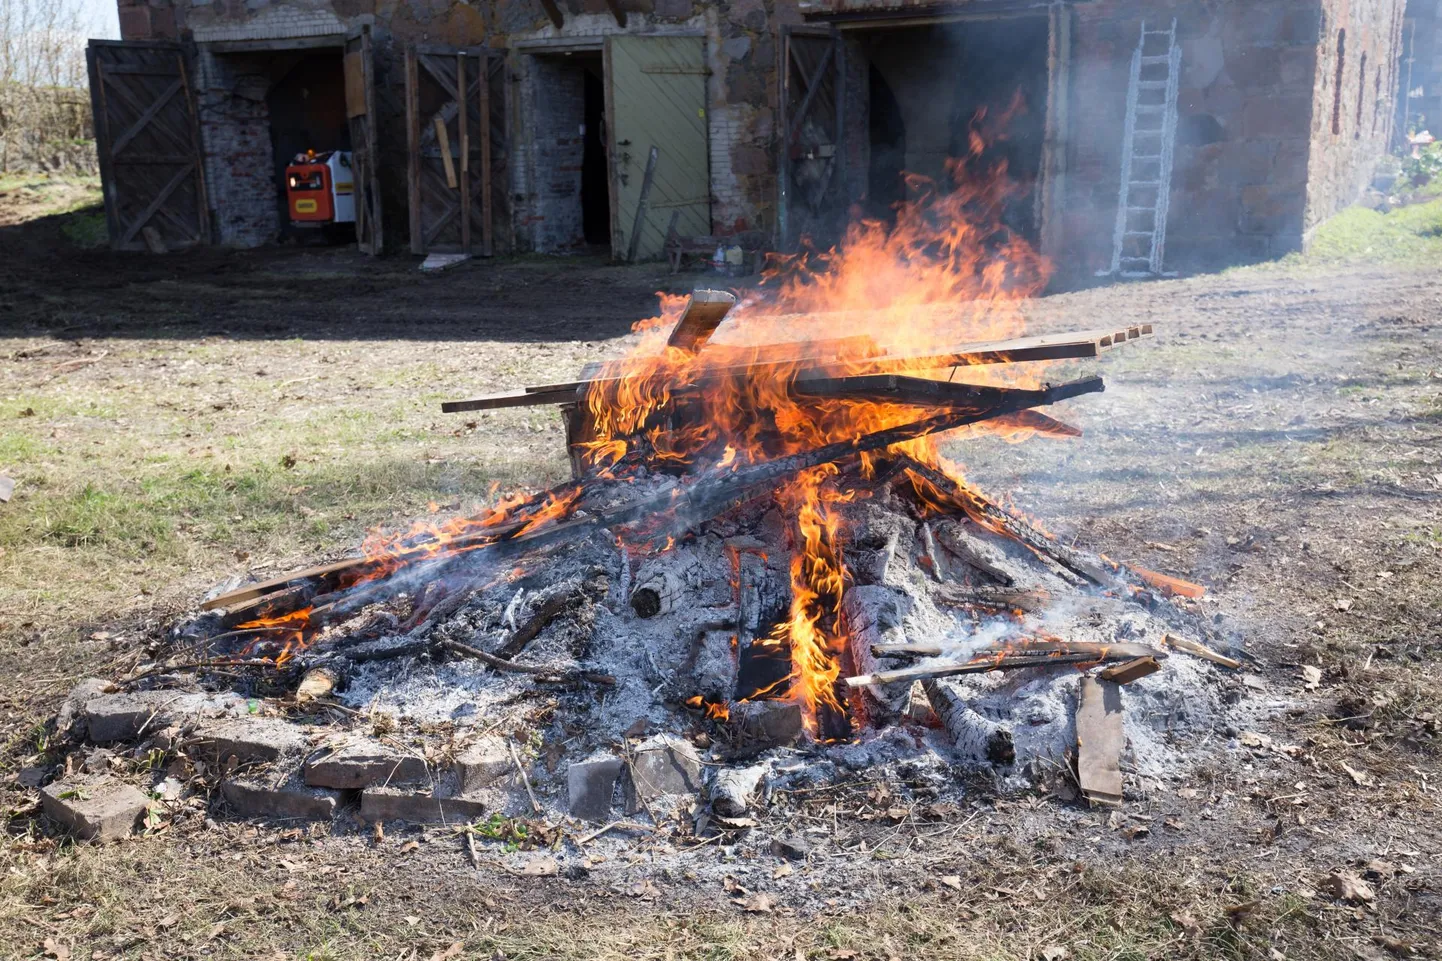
top-left (1287, 196), bottom-right (1442, 266)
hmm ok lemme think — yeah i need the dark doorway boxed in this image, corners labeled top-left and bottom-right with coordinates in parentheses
top-left (866, 63), bottom-right (907, 219)
top-left (582, 66), bottom-right (611, 245)
top-left (265, 50), bottom-right (350, 240)
top-left (858, 18), bottom-right (1049, 243)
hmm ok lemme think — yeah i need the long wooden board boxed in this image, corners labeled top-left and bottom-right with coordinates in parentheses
top-left (442, 326), bottom-right (1151, 414)
top-left (667, 289), bottom-right (737, 352)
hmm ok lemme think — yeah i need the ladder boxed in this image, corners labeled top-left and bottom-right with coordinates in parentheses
top-left (1103, 19), bottom-right (1181, 277)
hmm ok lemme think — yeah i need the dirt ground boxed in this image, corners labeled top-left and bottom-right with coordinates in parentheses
top-left (0, 194), bottom-right (1438, 960)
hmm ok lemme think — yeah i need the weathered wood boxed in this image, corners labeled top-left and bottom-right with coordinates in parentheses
top-left (496, 589), bottom-right (576, 659)
top-left (1076, 676), bottom-right (1124, 806)
top-left (871, 642), bottom-right (943, 657)
top-left (1099, 655), bottom-right (1161, 684)
top-left (434, 116), bottom-right (457, 188)
top-left (441, 388), bottom-right (579, 413)
top-left (626, 145), bottom-right (659, 263)
top-left (924, 679), bottom-right (1014, 766)
top-left (710, 764), bottom-right (765, 817)
top-left (932, 582), bottom-right (1049, 612)
top-left (1162, 633), bottom-right (1240, 669)
top-left (667, 289), bottom-right (737, 353)
top-left (845, 641), bottom-right (1159, 688)
top-left (931, 521), bottom-right (1017, 586)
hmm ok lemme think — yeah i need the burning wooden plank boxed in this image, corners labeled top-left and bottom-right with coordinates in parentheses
top-left (438, 326), bottom-right (1148, 414)
top-left (1075, 676), bottom-right (1124, 806)
top-left (1098, 655), bottom-right (1162, 684)
top-left (667, 289), bottom-right (737, 353)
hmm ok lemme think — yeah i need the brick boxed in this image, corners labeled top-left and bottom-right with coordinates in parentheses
top-left (221, 774), bottom-right (340, 821)
top-left (84, 691), bottom-right (244, 743)
top-left (360, 787), bottom-right (488, 824)
top-left (453, 736), bottom-right (512, 793)
top-left (567, 755), bottom-right (622, 821)
top-left (624, 735), bottom-right (701, 813)
top-left (41, 777), bottom-right (149, 841)
top-left (191, 717), bottom-right (310, 767)
top-left (305, 738), bottom-right (430, 790)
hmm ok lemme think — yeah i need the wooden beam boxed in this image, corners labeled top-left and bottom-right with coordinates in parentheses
top-left (537, 0), bottom-right (564, 29)
top-left (441, 387), bottom-right (579, 413)
top-left (1099, 656), bottom-right (1161, 684)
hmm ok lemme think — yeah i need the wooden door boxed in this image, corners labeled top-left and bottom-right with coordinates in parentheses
top-left (344, 27), bottom-right (383, 255)
top-left (778, 27), bottom-right (845, 249)
top-left (405, 45), bottom-right (509, 256)
top-left (86, 40), bottom-right (209, 251)
top-left (605, 36), bottom-right (709, 262)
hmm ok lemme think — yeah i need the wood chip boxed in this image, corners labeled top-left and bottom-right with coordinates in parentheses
top-left (1161, 633), bottom-right (1241, 669)
top-left (1098, 656), bottom-right (1161, 685)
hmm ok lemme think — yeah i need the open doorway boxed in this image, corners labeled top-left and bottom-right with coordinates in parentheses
top-left (265, 50), bottom-right (351, 242)
top-left (530, 52), bottom-right (612, 252)
top-left (201, 43), bottom-right (350, 246)
top-left (856, 18), bottom-right (1049, 243)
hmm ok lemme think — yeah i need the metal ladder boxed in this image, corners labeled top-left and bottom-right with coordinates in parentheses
top-left (1103, 19), bottom-right (1181, 277)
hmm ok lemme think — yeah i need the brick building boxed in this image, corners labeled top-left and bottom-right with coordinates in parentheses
top-left (91, 0), bottom-right (1407, 277)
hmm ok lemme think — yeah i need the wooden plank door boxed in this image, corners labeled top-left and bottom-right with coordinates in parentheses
top-left (86, 40), bottom-right (209, 251)
top-left (405, 46), bottom-right (509, 256)
top-left (605, 36), bottom-right (709, 262)
top-left (778, 26), bottom-right (845, 250)
top-left (344, 27), bottom-right (383, 255)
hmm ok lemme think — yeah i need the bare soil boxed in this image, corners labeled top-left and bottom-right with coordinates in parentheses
top-left (0, 200), bottom-right (1438, 959)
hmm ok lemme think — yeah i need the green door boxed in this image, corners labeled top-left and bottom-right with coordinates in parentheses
top-left (606, 36), bottom-right (710, 261)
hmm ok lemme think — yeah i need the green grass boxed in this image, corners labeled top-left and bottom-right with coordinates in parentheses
top-left (1289, 197), bottom-right (1442, 266)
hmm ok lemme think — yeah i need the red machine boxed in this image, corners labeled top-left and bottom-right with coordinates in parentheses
top-left (285, 150), bottom-right (355, 228)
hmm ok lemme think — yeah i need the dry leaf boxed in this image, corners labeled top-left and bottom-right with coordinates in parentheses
top-left (939, 875), bottom-right (963, 890)
top-left (1169, 910), bottom-right (1202, 937)
top-left (734, 892), bottom-right (775, 913)
top-left (1324, 872), bottom-right (1374, 903)
top-left (519, 856), bottom-right (559, 877)
top-left (773, 863), bottom-right (793, 879)
top-left (429, 943), bottom-right (464, 961)
top-left (1302, 665), bottom-right (1322, 690)
top-left (1041, 947), bottom-right (1070, 961)
top-left (1334, 598), bottom-right (1354, 612)
top-left (42, 939), bottom-right (70, 961)
top-left (400, 839), bottom-right (420, 853)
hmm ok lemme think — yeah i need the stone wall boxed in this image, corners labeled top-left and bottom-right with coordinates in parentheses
top-left (1066, 0), bottom-right (1322, 275)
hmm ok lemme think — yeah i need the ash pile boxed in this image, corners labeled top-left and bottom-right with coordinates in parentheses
top-left (36, 290), bottom-right (1252, 847)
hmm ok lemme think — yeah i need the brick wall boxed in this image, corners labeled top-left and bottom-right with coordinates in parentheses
top-left (195, 48), bottom-right (282, 246)
top-left (1067, 0), bottom-right (1322, 274)
top-left (518, 55), bottom-right (589, 252)
top-left (1305, 0), bottom-right (1408, 235)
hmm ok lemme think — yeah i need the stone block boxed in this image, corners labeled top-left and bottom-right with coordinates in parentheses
top-left (625, 735), bottom-right (701, 813)
top-left (191, 717), bottom-right (310, 768)
top-left (41, 777), bottom-right (149, 841)
top-left (304, 738), bottom-right (429, 789)
top-left (221, 775), bottom-right (340, 821)
top-left (56, 678), bottom-right (113, 735)
top-left (453, 736), bottom-right (512, 793)
top-left (84, 691), bottom-right (243, 743)
top-left (567, 755), bottom-right (622, 821)
top-left (1241, 95), bottom-right (1313, 139)
top-left (360, 787), bottom-right (488, 824)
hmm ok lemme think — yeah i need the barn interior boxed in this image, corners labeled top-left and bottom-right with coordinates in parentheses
top-left (202, 44), bottom-right (351, 245)
top-left (528, 51), bottom-right (612, 252)
top-left (853, 16), bottom-right (1050, 244)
